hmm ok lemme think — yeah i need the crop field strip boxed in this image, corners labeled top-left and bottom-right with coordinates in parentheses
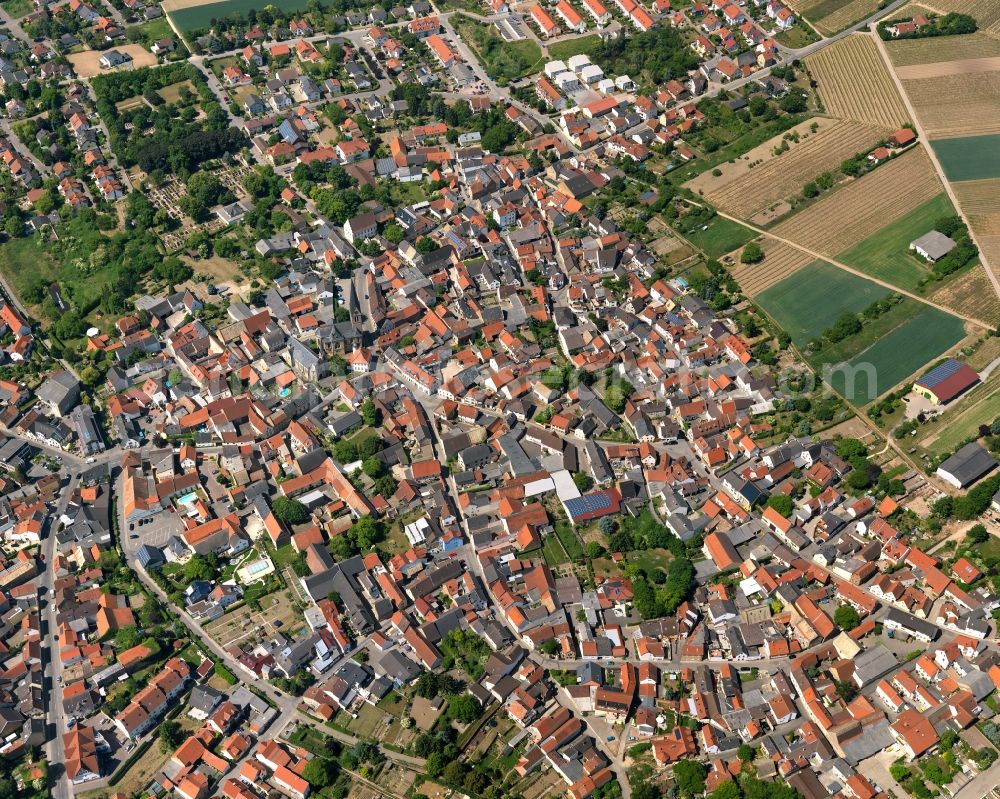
top-left (932, 135), bottom-right (1000, 181)
top-left (697, 121), bottom-right (886, 219)
top-left (903, 72), bottom-right (1000, 138)
top-left (896, 54), bottom-right (1000, 79)
top-left (789, 0), bottom-right (880, 33)
top-left (771, 147), bottom-right (942, 256)
top-left (806, 35), bottom-right (910, 127)
top-left (929, 262), bottom-right (1000, 322)
top-left (887, 32), bottom-right (1000, 66)
top-left (954, 179), bottom-right (1000, 214)
top-left (919, 0), bottom-right (1000, 36)
top-left (729, 239), bottom-right (814, 296)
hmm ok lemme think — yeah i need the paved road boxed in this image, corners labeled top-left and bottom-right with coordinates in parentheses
top-left (0, 4), bottom-right (33, 43)
top-left (42, 473), bottom-right (80, 799)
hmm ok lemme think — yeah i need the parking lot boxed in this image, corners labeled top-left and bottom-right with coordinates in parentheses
top-left (124, 508), bottom-right (185, 554)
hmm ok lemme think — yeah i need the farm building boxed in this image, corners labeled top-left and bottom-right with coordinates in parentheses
top-left (913, 359), bottom-right (979, 405)
top-left (910, 230), bottom-right (956, 262)
top-left (936, 443), bottom-right (998, 489)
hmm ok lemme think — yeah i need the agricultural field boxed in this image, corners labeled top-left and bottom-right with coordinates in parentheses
top-left (896, 55), bottom-right (1000, 79)
top-left (954, 178), bottom-right (1000, 214)
top-left (932, 135), bottom-right (1000, 181)
top-left (163, 0), bottom-right (311, 33)
top-left (806, 34), bottom-right (910, 127)
top-left (835, 193), bottom-right (955, 291)
top-left (790, 0), bottom-right (880, 33)
top-left (772, 148), bottom-right (942, 256)
top-left (681, 215), bottom-right (757, 258)
top-left (755, 260), bottom-right (892, 346)
top-left (929, 263), bottom-right (1000, 323)
top-left (887, 32), bottom-right (1000, 66)
top-left (686, 120), bottom-right (885, 221)
top-left (903, 72), bottom-right (1000, 138)
top-left (730, 239), bottom-right (814, 296)
top-left (823, 307), bottom-right (967, 404)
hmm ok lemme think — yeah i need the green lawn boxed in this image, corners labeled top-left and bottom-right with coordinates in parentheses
top-left (548, 35), bottom-right (603, 62)
top-left (555, 521), bottom-right (584, 560)
top-left (836, 193), bottom-right (954, 291)
top-left (127, 17), bottom-right (175, 47)
top-left (825, 307), bottom-right (966, 404)
top-left (682, 216), bottom-right (756, 259)
top-left (775, 25), bottom-right (822, 48)
top-left (797, 0), bottom-right (854, 22)
top-left (1, 0), bottom-right (32, 18)
top-left (541, 535), bottom-right (569, 566)
top-left (756, 260), bottom-right (892, 346)
top-left (932, 135), bottom-right (1000, 182)
top-left (453, 14), bottom-right (543, 82)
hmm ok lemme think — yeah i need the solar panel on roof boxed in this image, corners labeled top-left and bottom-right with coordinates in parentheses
top-left (918, 359), bottom-right (961, 389)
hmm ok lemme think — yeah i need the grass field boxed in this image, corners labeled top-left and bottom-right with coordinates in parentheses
top-left (682, 216), bottom-right (756, 258)
top-left (454, 14), bottom-right (543, 82)
top-left (824, 307), bottom-right (966, 403)
top-left (548, 35), bottom-right (602, 61)
top-left (165, 0), bottom-right (312, 32)
top-left (756, 260), bottom-right (891, 346)
top-left (835, 193), bottom-right (954, 290)
top-left (806, 34), bottom-right (909, 127)
top-left (773, 148), bottom-right (942, 256)
top-left (932, 135), bottom-right (1000, 182)
top-left (541, 535), bottom-right (569, 566)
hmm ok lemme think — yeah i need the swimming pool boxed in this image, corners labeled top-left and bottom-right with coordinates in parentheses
top-left (177, 492), bottom-right (198, 506)
top-left (246, 560), bottom-right (270, 575)
top-left (279, 388), bottom-right (291, 397)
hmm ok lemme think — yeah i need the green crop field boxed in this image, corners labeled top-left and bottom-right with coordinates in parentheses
top-left (683, 216), bottom-right (756, 259)
top-left (932, 135), bottom-right (1000, 182)
top-left (755, 260), bottom-right (891, 345)
top-left (825, 307), bottom-right (966, 404)
top-left (836, 193), bottom-right (954, 291)
top-left (167, 0), bottom-right (312, 33)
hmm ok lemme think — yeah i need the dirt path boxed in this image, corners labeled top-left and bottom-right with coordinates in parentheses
top-left (869, 27), bottom-right (1000, 305)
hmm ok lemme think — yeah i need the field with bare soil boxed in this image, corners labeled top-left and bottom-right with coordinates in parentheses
top-left (807, 34), bottom-right (910, 127)
top-left (67, 44), bottom-right (158, 78)
top-left (903, 71), bottom-right (1000, 138)
top-left (772, 148), bottom-right (942, 255)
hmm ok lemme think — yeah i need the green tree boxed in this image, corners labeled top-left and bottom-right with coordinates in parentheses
top-left (302, 757), bottom-right (338, 788)
top-left (361, 396), bottom-right (378, 426)
top-left (539, 639), bottom-right (559, 656)
top-left (158, 720), bottom-right (183, 752)
top-left (740, 242), bottom-right (764, 264)
top-left (362, 456), bottom-right (383, 478)
top-left (834, 604), bottom-right (860, 631)
top-left (673, 760), bottom-right (706, 795)
top-left (766, 494), bottom-right (793, 517)
top-left (271, 496), bottom-right (310, 526)
top-left (447, 694), bottom-right (482, 724)
top-left (737, 743), bottom-right (756, 762)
